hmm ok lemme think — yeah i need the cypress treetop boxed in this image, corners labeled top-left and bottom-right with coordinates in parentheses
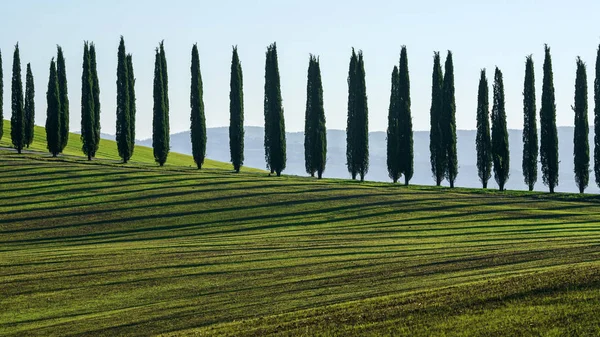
top-left (355, 50), bottom-right (369, 181)
top-left (491, 67), bottom-right (510, 191)
top-left (443, 51), bottom-right (458, 188)
top-left (429, 52), bottom-right (445, 186)
top-left (190, 43), bottom-right (207, 169)
top-left (346, 49), bottom-right (358, 179)
top-left (398, 46), bottom-right (413, 186)
top-left (522, 55), bottom-right (538, 191)
top-left (152, 48), bottom-right (169, 166)
top-left (11, 43), bottom-right (25, 154)
top-left (540, 44), bottom-right (559, 193)
top-left (24, 63), bottom-right (35, 148)
top-left (115, 36), bottom-right (132, 163)
top-left (80, 41), bottom-right (96, 160)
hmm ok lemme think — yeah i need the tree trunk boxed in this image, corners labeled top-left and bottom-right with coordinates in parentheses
top-left (449, 181), bottom-right (454, 188)
top-left (88, 154), bottom-right (91, 161)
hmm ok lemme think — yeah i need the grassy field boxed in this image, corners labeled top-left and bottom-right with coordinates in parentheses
top-left (1, 123), bottom-right (600, 336)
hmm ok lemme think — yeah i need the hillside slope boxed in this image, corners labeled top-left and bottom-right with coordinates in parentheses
top-left (1, 152), bottom-right (599, 336)
top-left (0, 121), bottom-right (262, 172)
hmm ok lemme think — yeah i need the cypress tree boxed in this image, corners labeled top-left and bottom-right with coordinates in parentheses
top-left (476, 69), bottom-right (492, 188)
top-left (0, 51), bottom-right (4, 140)
top-left (346, 49), bottom-right (358, 180)
top-left (522, 55), bottom-right (538, 191)
top-left (10, 44), bottom-right (24, 154)
top-left (265, 43), bottom-right (286, 176)
top-left (153, 48), bottom-right (168, 166)
top-left (594, 45), bottom-right (600, 188)
top-left (190, 44), bottom-right (207, 169)
top-left (126, 54), bottom-right (136, 156)
top-left (386, 65), bottom-right (401, 183)
top-left (264, 45), bottom-right (273, 173)
top-left (491, 67), bottom-right (510, 191)
top-left (429, 52), bottom-right (445, 186)
top-left (312, 57), bottom-right (327, 179)
top-left (90, 43), bottom-right (101, 155)
top-left (159, 41), bottom-right (169, 155)
top-left (443, 51), bottom-right (458, 188)
top-left (398, 46), bottom-right (413, 185)
top-left (304, 56), bottom-right (315, 177)
top-left (115, 36), bottom-right (131, 163)
top-left (46, 59), bottom-right (61, 157)
top-left (229, 46), bottom-right (244, 173)
top-left (0, 50), bottom-right (3, 141)
top-left (540, 44), bottom-right (559, 193)
top-left (355, 51), bottom-right (369, 181)
top-left (24, 63), bottom-right (35, 148)
top-left (56, 46), bottom-right (69, 152)
top-left (573, 57), bottom-right (589, 193)
top-left (304, 55), bottom-right (326, 179)
top-left (80, 42), bottom-right (95, 160)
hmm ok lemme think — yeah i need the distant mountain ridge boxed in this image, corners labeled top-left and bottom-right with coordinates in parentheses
top-left (129, 126), bottom-right (597, 194)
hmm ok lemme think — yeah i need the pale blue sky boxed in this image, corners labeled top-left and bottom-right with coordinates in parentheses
top-left (1, 0), bottom-right (599, 139)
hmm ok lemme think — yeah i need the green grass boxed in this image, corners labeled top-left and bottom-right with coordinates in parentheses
top-left (0, 121), bottom-right (263, 171)
top-left (1, 123), bottom-right (599, 336)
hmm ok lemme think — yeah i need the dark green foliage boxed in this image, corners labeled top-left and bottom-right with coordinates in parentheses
top-left (540, 45), bottom-right (559, 193)
top-left (80, 42), bottom-right (95, 160)
top-left (190, 44), bottom-right (207, 169)
top-left (594, 45), bottom-right (600, 188)
top-left (116, 37), bottom-right (132, 163)
top-left (24, 63), bottom-right (35, 148)
top-left (429, 52), bottom-right (445, 186)
top-left (229, 46), bottom-right (244, 173)
top-left (346, 49), bottom-right (369, 181)
top-left (442, 51), bottom-right (458, 188)
top-left (346, 49), bottom-right (358, 180)
top-left (304, 55), bottom-right (327, 179)
top-left (90, 44), bottom-right (101, 155)
top-left (263, 43), bottom-right (286, 176)
top-left (126, 54), bottom-right (136, 157)
top-left (522, 56), bottom-right (538, 191)
top-left (159, 41), bottom-right (170, 155)
top-left (0, 50), bottom-right (3, 141)
top-left (56, 46), bottom-right (69, 152)
top-left (491, 67), bottom-right (510, 191)
top-left (45, 59), bottom-right (61, 157)
top-left (153, 48), bottom-right (169, 166)
top-left (476, 69), bottom-right (492, 188)
top-left (573, 57), bottom-right (589, 193)
top-left (386, 66), bottom-right (401, 183)
top-left (10, 44), bottom-right (24, 154)
top-left (398, 46), bottom-right (413, 186)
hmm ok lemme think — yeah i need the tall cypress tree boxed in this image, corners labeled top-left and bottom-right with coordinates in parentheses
top-left (90, 43), bottom-right (101, 155)
top-left (159, 41), bottom-right (169, 155)
top-left (0, 50), bottom-right (3, 141)
top-left (398, 46), bottom-right (413, 185)
top-left (540, 44), bottom-right (559, 193)
top-left (355, 51), bottom-right (369, 181)
top-left (346, 49), bottom-right (358, 179)
top-left (304, 55), bottom-right (326, 179)
top-left (386, 65), bottom-right (401, 183)
top-left (430, 52), bottom-right (445, 186)
top-left (56, 46), bottom-right (69, 152)
top-left (24, 63), bottom-right (35, 148)
top-left (443, 51), bottom-right (458, 188)
top-left (126, 54), bottom-right (136, 157)
top-left (491, 67), bottom-right (510, 191)
top-left (264, 45), bottom-right (273, 173)
top-left (10, 44), bottom-right (24, 154)
top-left (264, 43), bottom-right (286, 176)
top-left (80, 42), bottom-right (95, 160)
top-left (522, 55), bottom-right (538, 191)
top-left (594, 45), bottom-right (600, 188)
top-left (46, 58), bottom-right (61, 157)
top-left (229, 46), bottom-right (244, 173)
top-left (312, 57), bottom-right (327, 179)
top-left (304, 56), bottom-right (315, 177)
top-left (573, 57), bottom-right (589, 193)
top-left (476, 69), bottom-right (492, 188)
top-left (190, 43), bottom-right (207, 169)
top-left (153, 48), bottom-right (168, 166)
top-left (116, 37), bottom-right (131, 163)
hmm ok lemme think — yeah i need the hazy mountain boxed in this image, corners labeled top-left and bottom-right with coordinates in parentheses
top-left (135, 126), bottom-right (598, 194)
